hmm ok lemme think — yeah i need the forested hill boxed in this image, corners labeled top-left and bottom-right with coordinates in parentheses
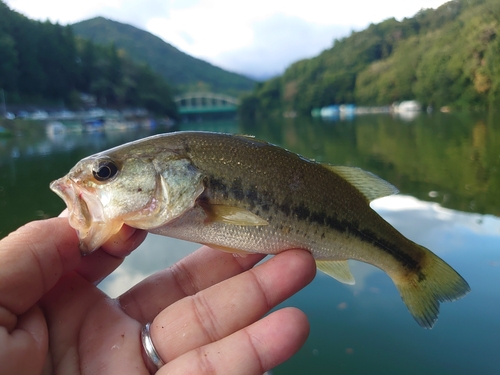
top-left (71, 17), bottom-right (255, 94)
top-left (240, 0), bottom-right (500, 119)
top-left (0, 1), bottom-right (177, 116)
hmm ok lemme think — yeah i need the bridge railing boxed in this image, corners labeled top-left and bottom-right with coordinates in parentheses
top-left (174, 92), bottom-right (239, 109)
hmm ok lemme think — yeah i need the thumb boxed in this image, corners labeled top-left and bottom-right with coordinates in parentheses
top-left (0, 217), bottom-right (81, 330)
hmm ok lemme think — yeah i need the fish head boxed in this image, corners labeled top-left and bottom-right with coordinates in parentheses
top-left (50, 143), bottom-right (205, 254)
top-left (50, 152), bottom-right (159, 253)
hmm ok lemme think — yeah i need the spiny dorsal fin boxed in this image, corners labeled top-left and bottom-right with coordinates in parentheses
top-left (324, 165), bottom-right (399, 202)
top-left (201, 203), bottom-right (269, 226)
top-left (316, 260), bottom-right (355, 285)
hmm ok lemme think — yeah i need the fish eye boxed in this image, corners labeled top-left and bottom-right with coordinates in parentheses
top-left (93, 160), bottom-right (119, 182)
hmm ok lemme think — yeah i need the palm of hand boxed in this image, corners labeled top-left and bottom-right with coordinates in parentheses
top-left (1, 218), bottom-right (315, 375)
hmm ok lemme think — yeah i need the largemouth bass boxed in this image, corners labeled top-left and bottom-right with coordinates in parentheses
top-left (50, 131), bottom-right (469, 328)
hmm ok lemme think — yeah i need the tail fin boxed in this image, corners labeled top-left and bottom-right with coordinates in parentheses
top-left (394, 246), bottom-right (470, 329)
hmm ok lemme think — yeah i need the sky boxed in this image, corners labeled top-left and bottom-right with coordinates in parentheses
top-left (4, 0), bottom-right (450, 79)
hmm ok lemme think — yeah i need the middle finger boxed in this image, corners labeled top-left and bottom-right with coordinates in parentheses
top-left (118, 246), bottom-right (266, 323)
top-left (151, 249), bottom-right (315, 362)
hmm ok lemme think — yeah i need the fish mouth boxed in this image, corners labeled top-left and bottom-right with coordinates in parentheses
top-left (50, 177), bottom-right (121, 254)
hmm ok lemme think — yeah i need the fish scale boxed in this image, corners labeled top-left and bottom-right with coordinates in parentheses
top-left (50, 131), bottom-right (470, 328)
top-left (186, 134), bottom-right (416, 264)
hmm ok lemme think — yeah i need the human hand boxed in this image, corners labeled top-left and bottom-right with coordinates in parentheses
top-left (0, 217), bottom-right (316, 374)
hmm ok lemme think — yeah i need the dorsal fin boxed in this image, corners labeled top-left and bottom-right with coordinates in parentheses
top-left (324, 165), bottom-right (399, 202)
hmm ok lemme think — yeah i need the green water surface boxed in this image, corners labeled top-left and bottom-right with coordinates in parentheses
top-left (0, 112), bottom-right (498, 374)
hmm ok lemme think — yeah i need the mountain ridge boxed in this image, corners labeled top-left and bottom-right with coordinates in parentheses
top-left (71, 17), bottom-right (255, 95)
top-left (0, 1), bottom-right (176, 116)
top-left (239, 0), bottom-right (500, 119)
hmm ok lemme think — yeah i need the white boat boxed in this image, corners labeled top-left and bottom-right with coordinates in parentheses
top-left (320, 105), bottom-right (340, 118)
top-left (395, 100), bottom-right (421, 113)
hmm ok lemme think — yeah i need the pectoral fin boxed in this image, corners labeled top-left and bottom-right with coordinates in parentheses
top-left (316, 260), bottom-right (355, 285)
top-left (201, 203), bottom-right (268, 226)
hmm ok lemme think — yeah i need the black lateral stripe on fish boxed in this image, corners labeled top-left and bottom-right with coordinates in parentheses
top-left (50, 131), bottom-right (470, 328)
top-left (205, 168), bottom-right (422, 273)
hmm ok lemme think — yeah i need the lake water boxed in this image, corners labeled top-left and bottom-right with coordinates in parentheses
top-left (1, 113), bottom-right (499, 374)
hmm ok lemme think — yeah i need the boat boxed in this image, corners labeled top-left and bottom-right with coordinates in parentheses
top-left (320, 105), bottom-right (340, 118)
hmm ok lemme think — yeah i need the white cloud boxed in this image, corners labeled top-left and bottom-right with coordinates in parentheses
top-left (218, 15), bottom-right (354, 78)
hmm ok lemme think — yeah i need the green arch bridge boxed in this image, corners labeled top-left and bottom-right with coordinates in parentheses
top-left (174, 92), bottom-right (239, 114)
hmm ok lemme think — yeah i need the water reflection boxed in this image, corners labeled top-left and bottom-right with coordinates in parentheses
top-left (1, 114), bottom-right (499, 374)
top-left (99, 237), bottom-right (199, 297)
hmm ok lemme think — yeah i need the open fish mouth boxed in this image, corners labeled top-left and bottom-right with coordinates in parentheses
top-left (50, 177), bottom-right (121, 254)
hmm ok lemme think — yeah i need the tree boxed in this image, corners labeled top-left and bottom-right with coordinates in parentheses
top-left (0, 32), bottom-right (18, 91)
top-left (79, 39), bottom-right (96, 93)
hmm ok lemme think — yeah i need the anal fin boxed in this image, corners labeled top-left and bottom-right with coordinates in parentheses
top-left (316, 260), bottom-right (355, 285)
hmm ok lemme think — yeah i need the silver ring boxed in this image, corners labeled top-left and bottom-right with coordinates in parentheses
top-left (141, 323), bottom-right (165, 370)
